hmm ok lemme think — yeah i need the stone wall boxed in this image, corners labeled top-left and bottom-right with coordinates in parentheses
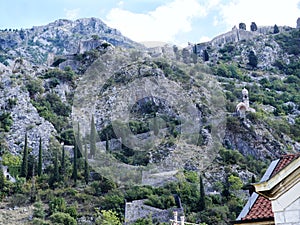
top-left (274, 197), bottom-right (300, 225)
top-left (124, 199), bottom-right (183, 224)
top-left (210, 27), bottom-right (259, 47)
top-left (273, 182), bottom-right (300, 225)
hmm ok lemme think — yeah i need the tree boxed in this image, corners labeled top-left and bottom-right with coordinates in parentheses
top-left (248, 50), bottom-right (258, 68)
top-left (239, 23), bottom-right (246, 30)
top-left (76, 123), bottom-right (82, 156)
top-left (199, 174), bottom-right (206, 211)
top-left (20, 133), bottom-right (28, 179)
top-left (84, 142), bottom-right (89, 185)
top-left (250, 22), bottom-right (257, 31)
top-left (153, 114), bottom-right (159, 136)
top-left (274, 24), bottom-right (279, 34)
top-left (37, 137), bottom-right (42, 176)
top-left (50, 212), bottom-right (76, 225)
top-left (96, 210), bottom-right (121, 225)
top-left (228, 174), bottom-right (243, 192)
top-left (105, 133), bottom-right (109, 152)
top-left (132, 216), bottom-right (153, 225)
top-left (0, 163), bottom-right (5, 190)
top-left (72, 123), bottom-right (83, 185)
top-left (72, 141), bottom-right (78, 186)
top-left (53, 149), bottom-right (59, 183)
top-left (61, 143), bottom-right (65, 178)
top-left (33, 200), bottom-right (45, 219)
top-left (203, 49), bottom-right (209, 62)
top-left (251, 175), bottom-right (256, 183)
top-left (90, 115), bottom-right (97, 158)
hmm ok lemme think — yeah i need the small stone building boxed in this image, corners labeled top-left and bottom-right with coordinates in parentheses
top-left (125, 197), bottom-right (183, 224)
top-left (234, 154), bottom-right (300, 225)
top-left (236, 88), bottom-right (255, 118)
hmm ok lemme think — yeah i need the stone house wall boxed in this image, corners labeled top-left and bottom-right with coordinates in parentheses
top-left (273, 182), bottom-right (300, 225)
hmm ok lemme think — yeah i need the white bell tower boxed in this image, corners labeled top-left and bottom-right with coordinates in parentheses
top-left (242, 88), bottom-right (249, 109)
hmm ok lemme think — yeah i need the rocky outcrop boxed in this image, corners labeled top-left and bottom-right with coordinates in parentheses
top-left (224, 118), bottom-right (299, 160)
top-left (0, 70), bottom-right (56, 156)
top-left (0, 18), bottom-right (142, 65)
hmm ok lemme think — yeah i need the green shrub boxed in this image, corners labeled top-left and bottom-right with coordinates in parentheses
top-left (219, 148), bottom-right (244, 165)
top-left (95, 210), bottom-right (121, 225)
top-left (144, 194), bottom-right (176, 209)
top-left (26, 78), bottom-right (44, 97)
top-left (42, 67), bottom-right (76, 82)
top-left (31, 93), bottom-right (71, 132)
top-left (2, 152), bottom-right (21, 167)
top-left (125, 185), bottom-right (153, 201)
top-left (33, 200), bottom-right (45, 219)
top-left (275, 29), bottom-right (300, 55)
top-left (49, 197), bottom-right (66, 214)
top-left (0, 112), bottom-right (13, 132)
top-left (31, 218), bottom-right (51, 225)
top-left (132, 216), bottom-right (153, 225)
top-left (66, 205), bottom-right (78, 219)
top-left (50, 212), bottom-right (77, 225)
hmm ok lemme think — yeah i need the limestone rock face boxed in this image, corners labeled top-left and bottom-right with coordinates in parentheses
top-left (0, 18), bottom-right (141, 65)
top-left (297, 18), bottom-right (300, 29)
top-left (0, 71), bottom-right (56, 155)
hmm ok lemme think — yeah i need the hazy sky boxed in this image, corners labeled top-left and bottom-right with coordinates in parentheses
top-left (1, 0), bottom-right (300, 45)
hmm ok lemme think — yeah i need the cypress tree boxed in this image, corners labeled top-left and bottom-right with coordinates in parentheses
top-left (251, 175), bottom-right (256, 183)
top-left (0, 163), bottom-right (5, 190)
top-left (30, 165), bottom-right (36, 202)
top-left (248, 50), bottom-right (258, 68)
top-left (53, 150), bottom-right (59, 183)
top-left (72, 125), bottom-right (79, 186)
top-left (61, 143), bottom-right (65, 178)
top-left (153, 114), bottom-right (159, 136)
top-left (274, 24), bottom-right (279, 34)
top-left (20, 133), bottom-right (28, 179)
top-left (84, 142), bottom-right (89, 185)
top-left (37, 137), bottom-right (42, 176)
top-left (90, 115), bottom-right (96, 158)
top-left (250, 22), bottom-right (257, 31)
top-left (239, 22), bottom-right (246, 30)
top-left (203, 49), bottom-right (209, 62)
top-left (73, 144), bottom-right (78, 186)
top-left (199, 174), bottom-right (206, 211)
top-left (105, 133), bottom-right (109, 152)
top-left (76, 122), bottom-right (83, 158)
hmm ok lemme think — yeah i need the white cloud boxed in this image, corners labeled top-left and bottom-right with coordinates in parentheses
top-left (219, 0), bottom-right (300, 29)
top-left (105, 0), bottom-right (208, 44)
top-left (199, 36), bottom-right (211, 42)
top-left (117, 1), bottom-right (124, 7)
top-left (207, 0), bottom-right (221, 9)
top-left (64, 8), bottom-right (80, 20)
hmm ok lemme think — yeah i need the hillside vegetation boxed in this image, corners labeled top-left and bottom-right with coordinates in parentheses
top-left (0, 19), bottom-right (299, 224)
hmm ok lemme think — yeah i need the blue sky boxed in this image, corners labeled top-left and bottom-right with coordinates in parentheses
top-left (1, 0), bottom-right (300, 45)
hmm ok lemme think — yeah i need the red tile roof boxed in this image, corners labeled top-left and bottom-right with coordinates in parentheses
top-left (242, 195), bottom-right (273, 221)
top-left (240, 154), bottom-right (300, 222)
top-left (271, 154), bottom-right (299, 176)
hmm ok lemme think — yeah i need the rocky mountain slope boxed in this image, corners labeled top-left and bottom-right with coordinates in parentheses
top-left (0, 17), bottom-right (141, 66)
top-left (0, 17), bottom-right (299, 224)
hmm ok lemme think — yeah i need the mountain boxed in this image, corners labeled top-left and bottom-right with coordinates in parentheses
top-left (0, 17), bottom-right (142, 65)
top-left (0, 17), bottom-right (299, 225)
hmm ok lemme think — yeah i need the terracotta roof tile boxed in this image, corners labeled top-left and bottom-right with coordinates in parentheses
top-left (242, 195), bottom-right (273, 220)
top-left (271, 154), bottom-right (300, 176)
top-left (240, 153), bottom-right (300, 222)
